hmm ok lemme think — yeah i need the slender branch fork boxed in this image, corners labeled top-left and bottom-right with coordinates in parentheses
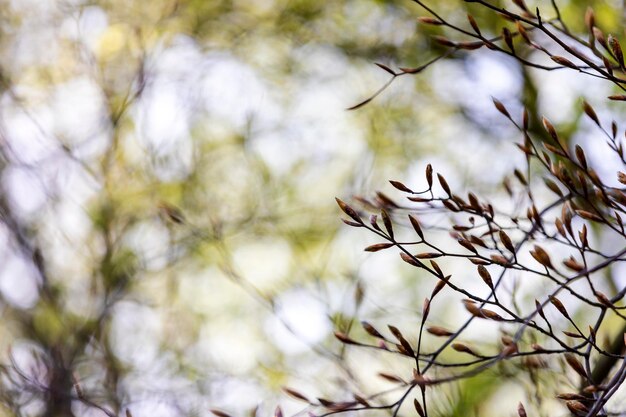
top-left (290, 1), bottom-right (626, 417)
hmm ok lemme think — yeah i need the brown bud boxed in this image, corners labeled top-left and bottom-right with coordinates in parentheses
top-left (564, 353), bottom-right (587, 377)
top-left (582, 101), bottom-right (600, 126)
top-left (499, 230), bottom-right (515, 252)
top-left (595, 291), bottom-right (613, 307)
top-left (431, 275), bottom-right (450, 298)
top-left (544, 178), bottom-right (563, 196)
top-left (414, 399), bottom-right (425, 417)
top-left (375, 63), bottom-right (396, 76)
top-left (389, 180), bottom-right (412, 193)
top-left (575, 145), bottom-right (588, 169)
top-left (467, 14), bottom-right (481, 35)
top-left (462, 299), bottom-right (482, 317)
top-left (493, 98), bottom-right (510, 118)
top-left (458, 238), bottom-right (477, 253)
top-left (593, 27), bottom-right (607, 48)
top-left (426, 326), bottom-right (454, 337)
top-left (425, 164), bottom-right (433, 188)
top-left (481, 308), bottom-right (503, 321)
top-left (579, 224), bottom-right (588, 248)
top-left (376, 192), bottom-right (398, 208)
top-left (555, 217), bottom-right (567, 237)
top-left (490, 254), bottom-right (510, 266)
top-left (412, 372), bottom-right (432, 387)
top-left (430, 260), bottom-right (443, 278)
top-left (584, 7), bottom-right (595, 31)
top-left (542, 116), bottom-right (558, 141)
top-left (158, 202), bottom-right (186, 224)
top-left (512, 0), bottom-right (529, 12)
top-left (210, 410), bottom-right (233, 417)
top-left (452, 342), bottom-right (477, 355)
top-left (523, 356), bottom-right (548, 368)
top-left (422, 297), bottom-right (431, 320)
top-left (283, 387), bottom-right (310, 402)
top-left (514, 169), bottom-right (527, 185)
top-left (551, 55), bottom-right (578, 69)
top-left (417, 16), bottom-right (443, 25)
top-left (409, 215), bottom-right (424, 239)
top-left (477, 265), bottom-right (493, 289)
top-left (501, 335), bottom-right (514, 346)
top-left (334, 332), bottom-right (358, 345)
top-left (549, 295), bottom-right (570, 318)
top-left (576, 209), bottom-right (603, 222)
top-left (516, 21), bottom-right (531, 44)
top-left (563, 330), bottom-right (584, 339)
top-left (608, 34), bottom-right (624, 69)
top-left (563, 256), bottom-right (584, 272)
top-left (438, 173), bottom-right (451, 196)
top-left (364, 243), bottom-right (394, 252)
top-left (361, 321), bottom-right (384, 338)
top-left (457, 41), bottom-right (484, 50)
top-left (354, 394), bottom-right (370, 407)
top-left (388, 325), bottom-right (414, 356)
top-left (501, 343), bottom-right (518, 356)
top-left (530, 245), bottom-right (553, 269)
top-left (415, 252), bottom-right (442, 259)
top-left (556, 392), bottom-right (588, 401)
top-left (400, 252), bottom-right (421, 267)
top-left (566, 400), bottom-right (588, 415)
top-left (378, 372), bottom-right (406, 384)
top-left (535, 299), bottom-right (548, 322)
top-left (433, 36), bottom-right (456, 47)
top-left (604, 56), bottom-right (614, 76)
top-left (502, 27), bottom-right (514, 52)
top-left (381, 209), bottom-right (393, 238)
top-left (336, 198), bottom-right (363, 224)
top-left (469, 235), bottom-right (487, 248)
top-left (589, 325), bottom-right (597, 341)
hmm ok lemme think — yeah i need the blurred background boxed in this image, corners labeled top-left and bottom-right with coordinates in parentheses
top-left (0, 0), bottom-right (624, 416)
